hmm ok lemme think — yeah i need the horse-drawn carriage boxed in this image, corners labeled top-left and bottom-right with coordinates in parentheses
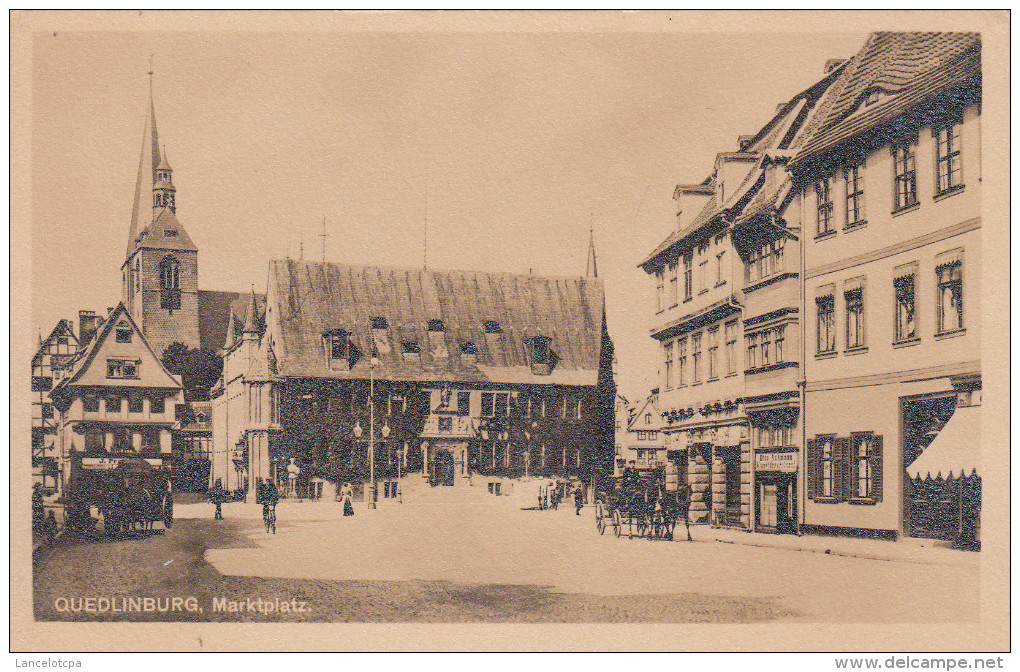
top-left (594, 467), bottom-right (692, 541)
top-left (66, 454), bottom-right (174, 536)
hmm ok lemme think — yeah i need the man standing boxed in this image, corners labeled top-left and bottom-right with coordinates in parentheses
top-left (210, 479), bottom-right (226, 520)
top-left (573, 483), bottom-right (584, 516)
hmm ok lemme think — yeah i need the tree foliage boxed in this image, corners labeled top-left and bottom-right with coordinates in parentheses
top-left (161, 342), bottom-right (223, 400)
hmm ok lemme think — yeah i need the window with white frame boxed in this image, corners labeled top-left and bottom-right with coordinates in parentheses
top-left (819, 435), bottom-right (835, 499)
top-left (106, 358), bottom-right (139, 379)
top-left (655, 270), bottom-right (665, 312)
top-left (683, 253), bottom-right (693, 301)
top-left (844, 161), bottom-right (866, 228)
top-left (894, 268), bottom-right (917, 342)
top-left (725, 320), bottom-right (738, 375)
top-left (893, 141), bottom-right (918, 210)
top-left (816, 292), bottom-right (836, 354)
top-left (664, 341), bottom-right (674, 390)
top-left (707, 327), bottom-right (719, 380)
top-left (678, 337), bottom-right (688, 386)
top-left (669, 261), bottom-right (679, 306)
top-left (845, 284), bottom-right (865, 349)
top-left (936, 252), bottom-right (964, 334)
top-left (692, 332), bottom-right (702, 383)
top-left (698, 248), bottom-right (709, 293)
top-left (934, 118), bottom-right (963, 195)
top-left (747, 239), bottom-right (785, 283)
top-left (815, 178), bottom-right (834, 235)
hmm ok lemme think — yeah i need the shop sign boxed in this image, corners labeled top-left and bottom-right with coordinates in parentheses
top-left (81, 457), bottom-right (163, 470)
top-left (755, 451), bottom-right (798, 473)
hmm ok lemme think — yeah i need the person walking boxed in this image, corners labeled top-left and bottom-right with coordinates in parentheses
top-left (210, 478), bottom-right (226, 520)
top-left (573, 483), bottom-right (584, 516)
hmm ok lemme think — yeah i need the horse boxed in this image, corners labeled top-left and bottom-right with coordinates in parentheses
top-left (655, 484), bottom-right (693, 541)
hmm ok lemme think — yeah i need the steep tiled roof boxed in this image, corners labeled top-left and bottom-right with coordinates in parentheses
top-left (792, 32), bottom-right (981, 162)
top-left (197, 290), bottom-right (266, 353)
top-left (55, 303), bottom-right (182, 390)
top-left (266, 260), bottom-right (605, 386)
top-left (640, 60), bottom-right (847, 269)
top-left (133, 208), bottom-right (198, 254)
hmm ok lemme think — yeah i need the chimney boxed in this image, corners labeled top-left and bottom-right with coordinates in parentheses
top-left (824, 58), bottom-right (846, 74)
top-left (78, 310), bottom-right (100, 346)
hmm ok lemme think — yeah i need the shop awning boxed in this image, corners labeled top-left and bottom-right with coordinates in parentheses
top-left (906, 405), bottom-right (980, 479)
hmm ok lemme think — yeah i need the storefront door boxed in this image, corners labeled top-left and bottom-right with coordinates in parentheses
top-left (756, 474), bottom-right (795, 533)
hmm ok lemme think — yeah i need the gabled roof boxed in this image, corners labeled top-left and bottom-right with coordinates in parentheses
top-left (198, 290), bottom-right (267, 353)
top-left (640, 60), bottom-right (846, 269)
top-left (792, 32), bottom-right (981, 163)
top-left (265, 259), bottom-right (605, 386)
top-left (32, 319), bottom-right (78, 365)
top-left (132, 208), bottom-right (198, 255)
top-left (54, 303), bottom-right (182, 391)
top-left (627, 394), bottom-right (661, 431)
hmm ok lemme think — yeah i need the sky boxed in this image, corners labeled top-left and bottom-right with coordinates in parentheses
top-left (31, 27), bottom-right (870, 401)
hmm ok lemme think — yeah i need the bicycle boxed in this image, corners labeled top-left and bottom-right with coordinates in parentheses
top-left (263, 502), bottom-right (276, 534)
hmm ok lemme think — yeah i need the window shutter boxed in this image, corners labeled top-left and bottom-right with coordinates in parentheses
top-left (806, 439), bottom-right (818, 499)
top-left (871, 435), bottom-right (883, 503)
top-left (834, 437), bottom-right (850, 502)
top-left (847, 438), bottom-right (859, 499)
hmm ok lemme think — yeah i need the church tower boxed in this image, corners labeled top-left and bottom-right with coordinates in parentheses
top-left (121, 75), bottom-right (200, 359)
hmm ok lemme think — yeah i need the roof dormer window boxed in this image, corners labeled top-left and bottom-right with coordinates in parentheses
top-left (527, 335), bottom-right (554, 376)
top-left (483, 320), bottom-right (502, 334)
top-left (864, 89), bottom-right (881, 106)
top-left (323, 329), bottom-right (351, 371)
top-left (371, 317), bottom-right (388, 330)
top-left (428, 319), bottom-right (446, 332)
top-left (402, 340), bottom-right (421, 363)
top-left (115, 322), bottom-right (132, 343)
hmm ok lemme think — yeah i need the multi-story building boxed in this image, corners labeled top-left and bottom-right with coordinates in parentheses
top-left (211, 258), bottom-right (616, 504)
top-left (49, 304), bottom-right (185, 499)
top-left (32, 318), bottom-right (82, 492)
top-left (621, 391), bottom-right (665, 470)
top-left (788, 32), bottom-right (981, 543)
top-left (640, 65), bottom-right (842, 531)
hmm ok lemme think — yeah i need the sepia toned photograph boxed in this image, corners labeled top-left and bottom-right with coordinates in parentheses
top-left (10, 10), bottom-right (1009, 654)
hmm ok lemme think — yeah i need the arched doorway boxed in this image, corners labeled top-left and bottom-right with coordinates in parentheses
top-left (436, 450), bottom-right (455, 486)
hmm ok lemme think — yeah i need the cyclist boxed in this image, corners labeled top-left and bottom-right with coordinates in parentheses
top-left (258, 478), bottom-right (279, 534)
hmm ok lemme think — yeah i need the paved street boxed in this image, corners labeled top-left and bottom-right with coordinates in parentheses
top-left (34, 493), bottom-right (978, 623)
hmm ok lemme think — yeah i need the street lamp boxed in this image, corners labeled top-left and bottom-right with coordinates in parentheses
top-left (368, 356), bottom-right (379, 509)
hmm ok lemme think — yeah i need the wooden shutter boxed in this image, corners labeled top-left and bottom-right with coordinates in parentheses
top-left (806, 439), bottom-right (818, 500)
top-left (847, 437), bottom-right (859, 499)
top-left (834, 437), bottom-right (850, 502)
top-left (871, 435), bottom-right (883, 503)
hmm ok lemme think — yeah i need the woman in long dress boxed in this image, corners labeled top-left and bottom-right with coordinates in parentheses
top-left (341, 482), bottom-right (354, 516)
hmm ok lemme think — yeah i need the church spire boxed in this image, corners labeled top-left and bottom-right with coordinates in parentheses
top-left (242, 290), bottom-right (259, 337)
top-left (153, 144), bottom-right (176, 215)
top-left (126, 65), bottom-right (161, 259)
top-left (586, 222), bottom-right (598, 278)
top-left (223, 306), bottom-right (237, 350)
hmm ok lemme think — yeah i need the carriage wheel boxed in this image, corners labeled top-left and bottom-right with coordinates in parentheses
top-left (612, 510), bottom-right (622, 537)
top-left (162, 492), bottom-right (174, 530)
top-left (595, 502), bottom-right (606, 535)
